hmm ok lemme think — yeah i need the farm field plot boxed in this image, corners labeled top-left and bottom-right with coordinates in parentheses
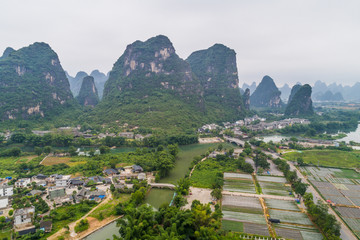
top-left (223, 178), bottom-right (256, 194)
top-left (243, 222), bottom-right (270, 236)
top-left (269, 209), bottom-right (313, 226)
top-left (335, 206), bottom-right (360, 238)
top-left (275, 227), bottom-right (323, 240)
top-left (222, 195), bottom-right (261, 209)
top-left (342, 217), bottom-right (360, 239)
top-left (302, 166), bottom-right (360, 208)
top-left (221, 195), bottom-right (270, 236)
top-left (41, 156), bottom-right (71, 166)
top-left (223, 210), bottom-right (267, 225)
top-left (221, 220), bottom-right (243, 232)
top-left (257, 175), bottom-right (287, 183)
top-left (259, 181), bottom-right (291, 196)
top-left (322, 194), bottom-right (353, 205)
top-left (265, 199), bottom-right (300, 211)
top-left (224, 172), bottom-right (253, 180)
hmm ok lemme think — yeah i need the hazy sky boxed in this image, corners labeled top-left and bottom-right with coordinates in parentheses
top-left (1, 0), bottom-right (359, 86)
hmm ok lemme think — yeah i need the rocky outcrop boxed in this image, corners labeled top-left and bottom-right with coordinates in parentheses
top-left (243, 88), bottom-right (250, 110)
top-left (0, 47), bottom-right (15, 59)
top-left (76, 76), bottom-right (99, 107)
top-left (103, 35), bottom-right (202, 98)
top-left (285, 84), bottom-right (314, 116)
top-left (250, 75), bottom-right (283, 108)
top-left (186, 43), bottom-right (245, 121)
top-left (90, 70), bottom-right (108, 99)
top-left (0, 43), bottom-right (75, 120)
top-left (66, 71), bottom-right (88, 97)
top-left (94, 35), bottom-right (205, 128)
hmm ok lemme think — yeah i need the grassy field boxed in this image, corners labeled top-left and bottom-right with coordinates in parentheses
top-left (222, 205), bottom-right (263, 214)
top-left (45, 201), bottom-right (98, 238)
top-left (333, 169), bottom-right (360, 179)
top-left (89, 194), bottom-right (131, 220)
top-left (282, 150), bottom-right (360, 168)
top-left (0, 155), bottom-right (42, 178)
top-left (0, 229), bottom-right (11, 239)
top-left (191, 159), bottom-right (239, 188)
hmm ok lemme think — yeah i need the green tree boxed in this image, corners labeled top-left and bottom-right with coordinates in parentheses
top-left (99, 145), bottom-right (110, 154)
top-left (43, 146), bottom-right (52, 154)
top-left (34, 147), bottom-right (43, 156)
top-left (167, 144), bottom-right (179, 157)
top-left (68, 146), bottom-right (77, 156)
top-left (211, 188), bottom-right (222, 200)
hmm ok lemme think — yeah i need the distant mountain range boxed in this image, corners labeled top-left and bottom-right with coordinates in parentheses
top-left (66, 70), bottom-right (108, 99)
top-left (0, 37), bottom-right (358, 128)
top-left (241, 80), bottom-right (359, 102)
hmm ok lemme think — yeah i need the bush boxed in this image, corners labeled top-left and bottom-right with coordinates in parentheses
top-left (74, 219), bottom-right (89, 233)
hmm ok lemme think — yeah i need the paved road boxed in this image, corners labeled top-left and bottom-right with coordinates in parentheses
top-left (149, 183), bottom-right (176, 189)
top-left (222, 191), bottom-right (295, 201)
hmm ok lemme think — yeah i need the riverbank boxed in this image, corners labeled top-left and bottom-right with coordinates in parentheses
top-left (79, 216), bottom-right (121, 240)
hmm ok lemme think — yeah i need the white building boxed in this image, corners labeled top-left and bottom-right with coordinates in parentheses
top-left (55, 175), bottom-right (71, 187)
top-left (15, 178), bottom-right (31, 188)
top-left (0, 196), bottom-right (9, 209)
top-left (14, 206), bottom-right (35, 226)
top-left (0, 184), bottom-right (13, 197)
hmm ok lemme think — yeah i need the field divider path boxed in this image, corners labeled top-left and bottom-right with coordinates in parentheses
top-left (39, 153), bottom-right (50, 165)
top-left (259, 197), bottom-right (276, 238)
top-left (222, 191), bottom-right (295, 201)
top-left (189, 156), bottom-right (207, 177)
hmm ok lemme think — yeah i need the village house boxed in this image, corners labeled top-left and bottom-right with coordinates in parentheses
top-left (118, 166), bottom-right (141, 180)
top-left (54, 175), bottom-right (71, 187)
top-left (132, 165), bottom-right (143, 173)
top-left (198, 123), bottom-right (220, 133)
top-left (86, 176), bottom-right (112, 185)
top-left (118, 132), bottom-right (134, 139)
top-left (0, 196), bottom-right (9, 209)
top-left (40, 220), bottom-right (52, 233)
top-left (77, 188), bottom-right (106, 201)
top-left (103, 168), bottom-right (119, 176)
top-left (13, 206), bottom-right (35, 227)
top-left (69, 178), bottom-right (85, 187)
top-left (0, 183), bottom-right (13, 197)
top-left (15, 178), bottom-right (31, 188)
top-left (137, 173), bottom-right (146, 181)
top-left (97, 132), bottom-right (116, 139)
top-left (135, 134), bottom-right (145, 140)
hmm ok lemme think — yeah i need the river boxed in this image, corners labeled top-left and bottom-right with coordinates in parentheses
top-left (338, 124), bottom-right (360, 143)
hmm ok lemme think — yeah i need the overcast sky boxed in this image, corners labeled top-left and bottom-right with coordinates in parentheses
top-left (1, 0), bottom-right (359, 87)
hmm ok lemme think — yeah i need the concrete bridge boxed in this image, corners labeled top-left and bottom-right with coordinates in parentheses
top-left (223, 135), bottom-right (245, 147)
top-left (149, 183), bottom-right (176, 189)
